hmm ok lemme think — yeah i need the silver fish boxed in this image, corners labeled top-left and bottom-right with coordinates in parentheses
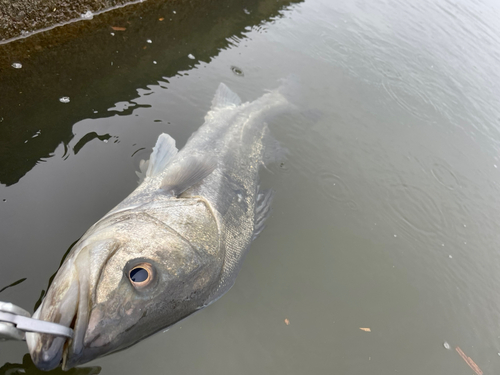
top-left (26, 82), bottom-right (293, 370)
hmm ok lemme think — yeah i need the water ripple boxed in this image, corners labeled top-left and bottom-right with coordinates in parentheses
top-left (431, 162), bottom-right (461, 190)
top-left (387, 183), bottom-right (447, 237)
top-left (319, 171), bottom-right (358, 210)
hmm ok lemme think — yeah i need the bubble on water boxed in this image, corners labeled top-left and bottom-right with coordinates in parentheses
top-left (59, 97), bottom-right (70, 103)
top-left (393, 234), bottom-right (397, 238)
top-left (231, 66), bottom-right (244, 76)
top-left (495, 164), bottom-right (498, 169)
top-left (188, 54), bottom-right (195, 59)
top-left (110, 32), bottom-right (115, 36)
top-left (153, 61), bottom-right (157, 64)
top-left (147, 39), bottom-right (152, 43)
top-left (237, 194), bottom-right (243, 203)
top-left (81, 10), bottom-right (93, 20)
top-left (448, 255), bottom-right (453, 259)
top-left (443, 341), bottom-right (450, 350)
top-left (173, 10), bottom-right (176, 14)
top-left (103, 139), bottom-right (108, 143)
top-left (243, 8), bottom-right (250, 14)
top-left (12, 62), bottom-right (22, 69)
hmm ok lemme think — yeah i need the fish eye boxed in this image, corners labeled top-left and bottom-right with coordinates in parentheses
top-left (128, 263), bottom-right (154, 287)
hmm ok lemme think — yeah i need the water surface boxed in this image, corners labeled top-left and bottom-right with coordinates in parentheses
top-left (1, 0), bottom-right (500, 374)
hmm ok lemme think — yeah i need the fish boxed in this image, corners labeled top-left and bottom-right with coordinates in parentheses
top-left (26, 81), bottom-right (294, 370)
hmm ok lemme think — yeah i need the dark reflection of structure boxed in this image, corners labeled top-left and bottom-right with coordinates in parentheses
top-left (0, 278), bottom-right (27, 294)
top-left (73, 133), bottom-right (112, 155)
top-left (0, 241), bottom-right (89, 373)
top-left (33, 238), bottom-right (79, 312)
top-left (0, 0), bottom-right (301, 186)
top-left (0, 354), bottom-right (101, 375)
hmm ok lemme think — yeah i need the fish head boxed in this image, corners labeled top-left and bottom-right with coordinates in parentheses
top-left (27, 210), bottom-right (222, 370)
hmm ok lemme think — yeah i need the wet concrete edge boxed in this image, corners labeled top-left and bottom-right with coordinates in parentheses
top-left (1, 0), bottom-right (142, 41)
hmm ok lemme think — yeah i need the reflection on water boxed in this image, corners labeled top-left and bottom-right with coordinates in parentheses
top-left (73, 133), bottom-right (112, 155)
top-left (0, 0), bottom-right (300, 186)
top-left (0, 279), bottom-right (27, 295)
top-left (0, 354), bottom-right (100, 375)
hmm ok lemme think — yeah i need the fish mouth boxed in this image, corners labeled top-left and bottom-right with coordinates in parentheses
top-left (26, 285), bottom-right (80, 371)
top-left (27, 248), bottom-right (92, 371)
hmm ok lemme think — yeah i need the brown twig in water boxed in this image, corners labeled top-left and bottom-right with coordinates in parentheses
top-left (455, 346), bottom-right (483, 375)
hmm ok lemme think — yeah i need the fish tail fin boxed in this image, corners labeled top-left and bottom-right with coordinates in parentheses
top-left (257, 76), bottom-right (300, 166)
top-left (261, 124), bottom-right (288, 167)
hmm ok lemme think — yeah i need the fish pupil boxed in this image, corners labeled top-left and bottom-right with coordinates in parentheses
top-left (130, 268), bottom-right (148, 283)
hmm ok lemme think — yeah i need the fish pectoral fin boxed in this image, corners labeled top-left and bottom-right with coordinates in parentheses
top-left (145, 133), bottom-right (179, 178)
top-left (160, 155), bottom-right (217, 197)
top-left (210, 83), bottom-right (242, 111)
top-left (252, 188), bottom-right (274, 241)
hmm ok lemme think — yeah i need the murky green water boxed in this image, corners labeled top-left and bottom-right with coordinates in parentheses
top-left (2, 0), bottom-right (500, 373)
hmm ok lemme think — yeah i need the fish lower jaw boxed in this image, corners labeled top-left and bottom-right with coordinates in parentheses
top-left (61, 315), bottom-right (82, 370)
top-left (27, 334), bottom-right (69, 371)
top-left (62, 345), bottom-right (85, 370)
top-left (61, 338), bottom-right (72, 370)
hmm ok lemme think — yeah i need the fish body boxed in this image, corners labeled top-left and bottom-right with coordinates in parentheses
top-left (27, 82), bottom-right (292, 370)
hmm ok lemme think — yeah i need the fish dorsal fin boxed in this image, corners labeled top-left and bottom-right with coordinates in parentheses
top-left (146, 133), bottom-right (178, 178)
top-left (210, 83), bottom-right (242, 110)
top-left (160, 156), bottom-right (217, 197)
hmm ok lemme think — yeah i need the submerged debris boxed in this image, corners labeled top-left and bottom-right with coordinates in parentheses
top-left (359, 328), bottom-right (371, 332)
